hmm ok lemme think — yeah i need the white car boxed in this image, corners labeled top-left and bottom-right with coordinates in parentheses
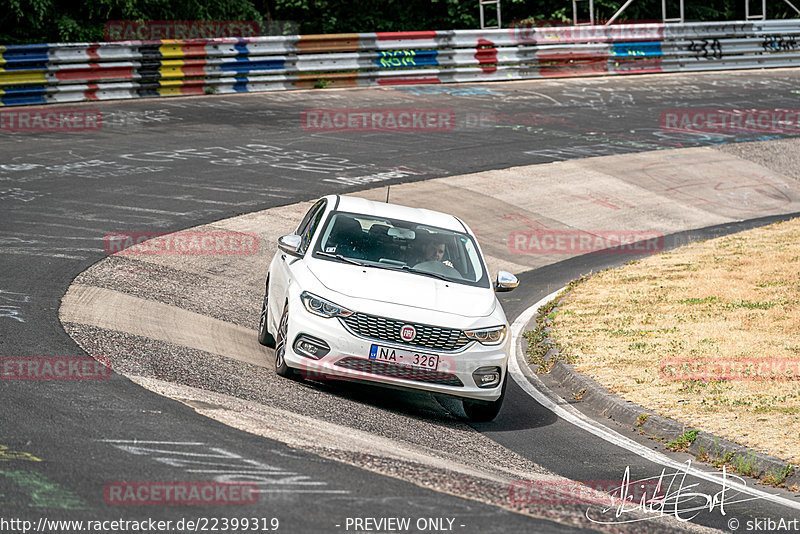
top-left (258, 195), bottom-right (518, 421)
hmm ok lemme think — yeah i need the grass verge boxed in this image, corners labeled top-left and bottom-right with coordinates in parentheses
top-left (533, 217), bottom-right (800, 480)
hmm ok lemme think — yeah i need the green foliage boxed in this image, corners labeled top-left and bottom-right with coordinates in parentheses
top-left (666, 429), bottom-right (700, 451)
top-left (730, 451), bottom-right (760, 478)
top-left (274, 0), bottom-right (480, 33)
top-left (762, 464), bottom-right (795, 487)
top-left (3, 0), bottom-right (798, 44)
top-left (523, 275), bottom-right (587, 372)
top-left (1, 0), bottom-right (262, 43)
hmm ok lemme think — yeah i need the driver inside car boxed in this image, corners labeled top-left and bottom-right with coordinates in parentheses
top-left (415, 235), bottom-right (454, 268)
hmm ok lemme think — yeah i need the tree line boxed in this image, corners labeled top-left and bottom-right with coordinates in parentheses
top-left (2, 0), bottom-right (797, 44)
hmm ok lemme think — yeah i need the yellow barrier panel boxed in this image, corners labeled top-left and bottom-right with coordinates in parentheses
top-left (0, 70), bottom-right (47, 86)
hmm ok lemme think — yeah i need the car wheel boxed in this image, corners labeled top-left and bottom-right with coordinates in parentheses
top-left (274, 304), bottom-right (295, 378)
top-left (463, 374), bottom-right (506, 422)
top-left (257, 284), bottom-right (276, 348)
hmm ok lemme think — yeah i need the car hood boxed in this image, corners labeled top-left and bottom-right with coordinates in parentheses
top-left (307, 259), bottom-right (496, 318)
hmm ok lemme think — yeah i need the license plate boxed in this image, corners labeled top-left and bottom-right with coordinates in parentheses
top-left (369, 344), bottom-right (440, 371)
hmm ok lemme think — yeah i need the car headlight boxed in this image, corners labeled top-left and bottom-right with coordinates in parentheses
top-left (300, 291), bottom-right (353, 318)
top-left (464, 325), bottom-right (507, 345)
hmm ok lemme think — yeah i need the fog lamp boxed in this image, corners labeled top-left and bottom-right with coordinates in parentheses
top-left (472, 366), bottom-right (502, 388)
top-left (293, 334), bottom-right (330, 359)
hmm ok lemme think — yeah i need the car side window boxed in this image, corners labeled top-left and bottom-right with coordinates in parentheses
top-left (296, 199), bottom-right (325, 236)
top-left (299, 200), bottom-right (327, 254)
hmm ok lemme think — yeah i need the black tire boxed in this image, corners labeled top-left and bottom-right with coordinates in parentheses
top-left (274, 304), bottom-right (295, 378)
top-left (257, 284), bottom-right (276, 348)
top-left (463, 374), bottom-right (507, 422)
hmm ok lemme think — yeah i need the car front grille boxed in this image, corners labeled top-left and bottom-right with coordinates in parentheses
top-left (334, 357), bottom-right (464, 387)
top-left (340, 313), bottom-right (470, 352)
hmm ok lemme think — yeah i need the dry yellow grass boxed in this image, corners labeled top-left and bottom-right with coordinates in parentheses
top-left (551, 218), bottom-right (800, 465)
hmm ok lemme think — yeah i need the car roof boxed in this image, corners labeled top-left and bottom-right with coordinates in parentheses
top-left (327, 195), bottom-right (466, 233)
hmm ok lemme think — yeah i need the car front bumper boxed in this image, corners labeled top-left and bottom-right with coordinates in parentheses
top-left (283, 303), bottom-right (509, 402)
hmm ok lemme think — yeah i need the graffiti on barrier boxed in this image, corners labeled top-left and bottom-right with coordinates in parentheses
top-left (687, 39), bottom-right (723, 60)
top-left (378, 50), bottom-right (417, 67)
top-left (762, 35), bottom-right (799, 52)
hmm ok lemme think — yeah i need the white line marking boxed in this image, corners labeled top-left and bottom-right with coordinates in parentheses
top-left (0, 250), bottom-right (88, 260)
top-left (521, 90), bottom-right (562, 105)
top-left (2, 233), bottom-right (97, 241)
top-left (61, 200), bottom-right (192, 216)
top-left (509, 288), bottom-right (800, 512)
top-left (100, 440), bottom-right (206, 444)
top-left (257, 490), bottom-right (350, 494)
top-left (184, 470), bottom-right (297, 475)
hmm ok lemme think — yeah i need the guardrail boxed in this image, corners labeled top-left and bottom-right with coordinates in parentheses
top-left (1, 20), bottom-right (799, 106)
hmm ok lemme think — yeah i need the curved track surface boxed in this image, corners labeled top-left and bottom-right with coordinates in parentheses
top-left (3, 69), bottom-right (800, 532)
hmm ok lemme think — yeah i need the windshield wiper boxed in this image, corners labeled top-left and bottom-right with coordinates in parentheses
top-left (317, 253), bottom-right (451, 281)
top-left (316, 251), bottom-right (364, 266)
top-left (400, 265), bottom-right (451, 282)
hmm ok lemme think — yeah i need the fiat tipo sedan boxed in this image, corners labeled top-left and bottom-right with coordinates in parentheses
top-left (258, 195), bottom-right (518, 421)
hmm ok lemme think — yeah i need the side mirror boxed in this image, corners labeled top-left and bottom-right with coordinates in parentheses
top-left (278, 234), bottom-right (303, 257)
top-left (494, 270), bottom-right (519, 292)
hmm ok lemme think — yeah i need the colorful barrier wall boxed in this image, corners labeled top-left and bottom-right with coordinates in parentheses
top-left (1, 20), bottom-right (799, 106)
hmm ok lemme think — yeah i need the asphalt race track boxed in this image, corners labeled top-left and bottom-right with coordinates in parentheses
top-left (3, 69), bottom-right (800, 533)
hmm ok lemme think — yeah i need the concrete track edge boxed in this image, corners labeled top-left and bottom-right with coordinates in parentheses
top-left (58, 139), bottom-right (800, 519)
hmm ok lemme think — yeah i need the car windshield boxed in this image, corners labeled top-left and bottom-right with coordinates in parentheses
top-left (312, 211), bottom-right (489, 288)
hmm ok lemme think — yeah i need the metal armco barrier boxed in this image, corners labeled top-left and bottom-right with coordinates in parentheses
top-left (1, 20), bottom-right (799, 106)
